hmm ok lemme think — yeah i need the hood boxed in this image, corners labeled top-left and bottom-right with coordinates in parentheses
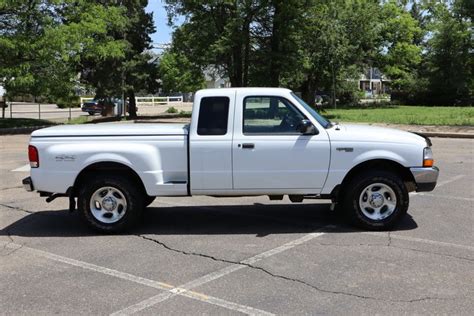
top-left (31, 123), bottom-right (189, 137)
top-left (326, 124), bottom-right (427, 146)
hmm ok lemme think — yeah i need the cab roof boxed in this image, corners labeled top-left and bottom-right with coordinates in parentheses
top-left (196, 87), bottom-right (292, 96)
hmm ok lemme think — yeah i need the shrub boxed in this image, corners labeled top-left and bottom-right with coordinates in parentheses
top-left (179, 110), bottom-right (191, 116)
top-left (166, 106), bottom-right (178, 113)
top-left (56, 96), bottom-right (81, 108)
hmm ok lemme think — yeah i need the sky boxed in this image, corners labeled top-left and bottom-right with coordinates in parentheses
top-left (145, 0), bottom-right (183, 45)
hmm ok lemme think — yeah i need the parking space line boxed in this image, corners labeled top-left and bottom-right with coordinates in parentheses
top-left (11, 164), bottom-right (30, 172)
top-left (1, 241), bottom-right (273, 316)
top-left (435, 175), bottom-right (465, 188)
top-left (411, 174), bottom-right (465, 197)
top-left (416, 192), bottom-right (474, 201)
top-left (365, 232), bottom-right (474, 251)
top-left (111, 230), bottom-right (328, 315)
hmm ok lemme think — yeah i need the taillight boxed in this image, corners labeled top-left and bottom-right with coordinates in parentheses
top-left (28, 145), bottom-right (39, 168)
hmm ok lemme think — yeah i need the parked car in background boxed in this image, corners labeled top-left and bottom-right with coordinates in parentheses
top-left (315, 94), bottom-right (331, 110)
top-left (81, 97), bottom-right (129, 116)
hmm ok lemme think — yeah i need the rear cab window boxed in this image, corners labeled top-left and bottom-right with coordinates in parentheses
top-left (197, 97), bottom-right (230, 135)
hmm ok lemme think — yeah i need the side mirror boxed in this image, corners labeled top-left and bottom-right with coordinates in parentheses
top-left (297, 119), bottom-right (318, 135)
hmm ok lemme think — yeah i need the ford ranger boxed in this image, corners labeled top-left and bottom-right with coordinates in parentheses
top-left (23, 88), bottom-right (439, 232)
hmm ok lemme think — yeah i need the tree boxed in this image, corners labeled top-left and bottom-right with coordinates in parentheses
top-left (423, 0), bottom-right (472, 105)
top-left (79, 0), bottom-right (157, 118)
top-left (377, 0), bottom-right (423, 94)
top-left (166, 1), bottom-right (269, 87)
top-left (297, 0), bottom-right (381, 106)
top-left (0, 0), bottom-right (128, 103)
top-left (158, 51), bottom-right (205, 93)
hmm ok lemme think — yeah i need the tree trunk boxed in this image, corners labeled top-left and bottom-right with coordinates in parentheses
top-left (301, 76), bottom-right (316, 107)
top-left (243, 19), bottom-right (250, 87)
top-left (127, 89), bottom-right (137, 119)
top-left (269, 1), bottom-right (282, 87)
top-left (232, 43), bottom-right (243, 87)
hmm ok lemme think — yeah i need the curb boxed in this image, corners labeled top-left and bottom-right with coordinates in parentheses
top-left (414, 132), bottom-right (474, 139)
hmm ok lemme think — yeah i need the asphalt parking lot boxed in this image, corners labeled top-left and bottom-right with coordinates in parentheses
top-left (1, 134), bottom-right (473, 315)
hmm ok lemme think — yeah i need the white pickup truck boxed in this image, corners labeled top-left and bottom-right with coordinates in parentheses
top-left (23, 88), bottom-right (439, 232)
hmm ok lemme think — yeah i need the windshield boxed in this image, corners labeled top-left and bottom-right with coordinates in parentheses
top-left (291, 92), bottom-right (332, 128)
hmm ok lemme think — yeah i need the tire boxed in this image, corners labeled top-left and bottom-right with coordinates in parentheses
top-left (143, 195), bottom-right (156, 207)
top-left (342, 170), bottom-right (408, 230)
top-left (78, 175), bottom-right (143, 233)
top-left (88, 111), bottom-right (95, 115)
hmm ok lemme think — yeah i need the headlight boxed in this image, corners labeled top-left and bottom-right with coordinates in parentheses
top-left (423, 147), bottom-right (434, 167)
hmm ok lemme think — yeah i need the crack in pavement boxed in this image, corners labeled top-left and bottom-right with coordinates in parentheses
top-left (0, 186), bottom-right (23, 191)
top-left (0, 203), bottom-right (35, 214)
top-left (387, 231), bottom-right (392, 247)
top-left (303, 241), bottom-right (474, 263)
top-left (0, 203), bottom-right (35, 256)
top-left (137, 234), bottom-right (458, 303)
top-left (1, 226), bottom-right (24, 257)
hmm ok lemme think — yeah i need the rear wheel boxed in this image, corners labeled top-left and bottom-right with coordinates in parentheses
top-left (88, 111), bottom-right (95, 115)
top-left (78, 175), bottom-right (143, 233)
top-left (342, 170), bottom-right (408, 230)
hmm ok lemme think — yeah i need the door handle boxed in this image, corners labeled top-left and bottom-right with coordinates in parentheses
top-left (241, 143), bottom-right (255, 149)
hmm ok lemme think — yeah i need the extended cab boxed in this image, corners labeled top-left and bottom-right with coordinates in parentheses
top-left (23, 88), bottom-right (439, 232)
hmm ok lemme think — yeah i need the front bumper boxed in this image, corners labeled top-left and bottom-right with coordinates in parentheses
top-left (410, 166), bottom-right (439, 192)
top-left (22, 177), bottom-right (34, 192)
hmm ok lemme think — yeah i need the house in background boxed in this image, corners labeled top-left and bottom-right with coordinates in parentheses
top-left (359, 67), bottom-right (390, 97)
top-left (204, 67), bottom-right (231, 89)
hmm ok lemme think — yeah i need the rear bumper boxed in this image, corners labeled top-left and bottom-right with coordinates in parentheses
top-left (22, 177), bottom-right (34, 192)
top-left (410, 166), bottom-right (439, 192)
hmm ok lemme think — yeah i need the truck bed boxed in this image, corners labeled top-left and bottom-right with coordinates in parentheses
top-left (31, 123), bottom-right (189, 138)
top-left (30, 123), bottom-right (190, 196)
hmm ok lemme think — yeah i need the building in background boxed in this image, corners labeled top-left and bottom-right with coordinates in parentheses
top-left (358, 67), bottom-right (390, 97)
top-left (204, 67), bottom-right (230, 89)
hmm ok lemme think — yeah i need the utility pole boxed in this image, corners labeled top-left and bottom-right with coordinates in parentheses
top-left (120, 0), bottom-right (126, 118)
top-left (332, 62), bottom-right (336, 109)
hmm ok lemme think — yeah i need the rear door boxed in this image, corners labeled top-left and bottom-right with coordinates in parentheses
top-left (232, 91), bottom-right (330, 192)
top-left (189, 90), bottom-right (235, 193)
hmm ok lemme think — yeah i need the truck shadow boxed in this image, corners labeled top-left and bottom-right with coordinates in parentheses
top-left (1, 203), bottom-right (417, 238)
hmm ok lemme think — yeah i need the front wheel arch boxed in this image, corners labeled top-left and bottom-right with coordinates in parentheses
top-left (337, 159), bottom-right (415, 200)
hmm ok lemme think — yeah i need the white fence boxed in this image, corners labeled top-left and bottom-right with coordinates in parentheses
top-left (135, 96), bottom-right (183, 106)
top-left (80, 96), bottom-right (183, 107)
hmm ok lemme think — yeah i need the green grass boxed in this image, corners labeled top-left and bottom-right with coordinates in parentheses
top-left (0, 118), bottom-right (56, 129)
top-left (323, 106), bottom-right (474, 126)
top-left (65, 116), bottom-right (90, 125)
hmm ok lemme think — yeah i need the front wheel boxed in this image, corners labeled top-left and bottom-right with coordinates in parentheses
top-left (78, 175), bottom-right (143, 233)
top-left (143, 195), bottom-right (156, 207)
top-left (342, 171), bottom-right (408, 230)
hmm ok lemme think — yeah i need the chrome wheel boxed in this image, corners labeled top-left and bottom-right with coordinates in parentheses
top-left (358, 183), bottom-right (397, 221)
top-left (89, 186), bottom-right (127, 224)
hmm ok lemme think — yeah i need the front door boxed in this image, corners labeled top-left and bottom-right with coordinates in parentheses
top-left (232, 93), bottom-right (330, 192)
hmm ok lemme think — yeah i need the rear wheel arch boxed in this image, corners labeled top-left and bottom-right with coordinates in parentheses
top-left (73, 162), bottom-right (147, 197)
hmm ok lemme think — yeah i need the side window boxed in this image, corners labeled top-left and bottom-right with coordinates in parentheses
top-left (197, 97), bottom-right (230, 135)
top-left (243, 96), bottom-right (305, 134)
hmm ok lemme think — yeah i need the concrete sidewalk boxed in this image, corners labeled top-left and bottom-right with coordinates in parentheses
top-left (348, 122), bottom-right (474, 139)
